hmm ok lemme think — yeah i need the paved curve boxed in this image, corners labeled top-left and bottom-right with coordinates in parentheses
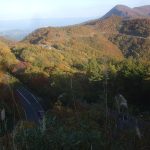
top-left (15, 86), bottom-right (45, 124)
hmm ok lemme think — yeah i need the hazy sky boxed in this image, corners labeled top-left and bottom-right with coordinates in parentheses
top-left (0, 0), bottom-right (149, 20)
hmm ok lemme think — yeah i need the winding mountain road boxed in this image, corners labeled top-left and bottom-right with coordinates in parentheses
top-left (15, 86), bottom-right (45, 124)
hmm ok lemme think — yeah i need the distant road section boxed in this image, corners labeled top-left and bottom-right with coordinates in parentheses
top-left (15, 86), bottom-right (45, 124)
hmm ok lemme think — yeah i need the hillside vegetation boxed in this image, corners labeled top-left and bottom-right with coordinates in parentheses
top-left (85, 16), bottom-right (150, 60)
top-left (109, 18), bottom-right (150, 59)
top-left (85, 15), bottom-right (122, 34)
top-left (0, 6), bottom-right (150, 149)
top-left (23, 25), bottom-right (123, 60)
top-left (18, 16), bottom-right (150, 108)
top-left (109, 34), bottom-right (150, 59)
top-left (120, 19), bottom-right (150, 37)
top-left (0, 41), bottom-right (18, 70)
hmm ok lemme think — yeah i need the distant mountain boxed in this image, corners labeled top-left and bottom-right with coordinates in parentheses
top-left (0, 18), bottom-right (93, 32)
top-left (0, 18), bottom-right (94, 40)
top-left (102, 5), bottom-right (150, 19)
top-left (0, 30), bottom-right (31, 41)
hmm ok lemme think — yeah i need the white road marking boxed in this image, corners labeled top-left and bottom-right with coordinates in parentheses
top-left (19, 87), bottom-right (44, 112)
top-left (17, 89), bottom-right (31, 105)
top-left (21, 87), bottom-right (40, 104)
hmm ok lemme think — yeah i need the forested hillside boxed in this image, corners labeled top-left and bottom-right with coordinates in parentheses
top-left (0, 8), bottom-right (150, 149)
top-left (120, 19), bottom-right (150, 37)
top-left (84, 16), bottom-right (150, 61)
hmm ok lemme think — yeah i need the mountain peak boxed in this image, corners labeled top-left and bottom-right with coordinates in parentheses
top-left (114, 4), bottom-right (130, 9)
top-left (102, 4), bottom-right (150, 19)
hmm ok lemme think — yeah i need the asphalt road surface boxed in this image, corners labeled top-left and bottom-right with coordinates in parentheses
top-left (15, 86), bottom-right (44, 124)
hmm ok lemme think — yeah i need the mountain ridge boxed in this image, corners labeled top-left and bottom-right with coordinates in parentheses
top-left (102, 4), bottom-right (150, 19)
top-left (22, 4), bottom-right (150, 61)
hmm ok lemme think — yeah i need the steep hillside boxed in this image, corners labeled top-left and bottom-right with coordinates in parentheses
top-left (120, 18), bottom-right (150, 37)
top-left (23, 25), bottom-right (123, 63)
top-left (108, 18), bottom-right (150, 59)
top-left (84, 15), bottom-right (150, 59)
top-left (85, 15), bottom-right (122, 34)
top-left (85, 16), bottom-right (150, 38)
top-left (109, 34), bottom-right (150, 59)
